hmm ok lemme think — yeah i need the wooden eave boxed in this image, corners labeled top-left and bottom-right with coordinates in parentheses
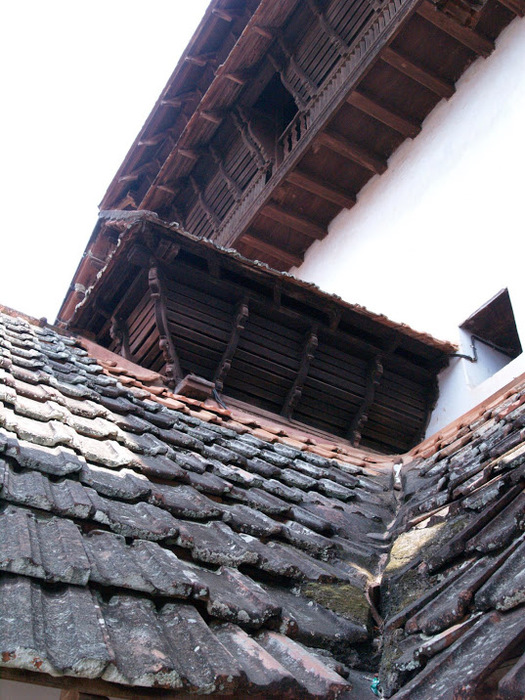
top-left (93, 0), bottom-right (523, 273)
top-left (63, 215), bottom-right (454, 453)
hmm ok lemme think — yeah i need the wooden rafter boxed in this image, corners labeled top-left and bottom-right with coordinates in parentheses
top-left (348, 354), bottom-right (384, 445)
top-left (214, 298), bottom-right (249, 392)
top-left (416, 0), bottom-right (494, 56)
top-left (346, 91), bottom-right (421, 138)
top-left (282, 325), bottom-right (319, 419)
top-left (286, 169), bottom-right (356, 209)
top-left (381, 47), bottom-right (455, 99)
top-left (148, 264), bottom-right (183, 386)
top-left (261, 203), bottom-right (326, 240)
top-left (496, 0), bottom-right (524, 14)
top-left (317, 131), bottom-right (387, 175)
top-left (240, 234), bottom-right (303, 268)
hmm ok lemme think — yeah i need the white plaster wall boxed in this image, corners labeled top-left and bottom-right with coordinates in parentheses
top-left (293, 16), bottom-right (525, 435)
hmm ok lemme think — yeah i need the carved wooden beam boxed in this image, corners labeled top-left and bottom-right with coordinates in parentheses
top-left (286, 169), bottom-right (356, 209)
top-left (210, 145), bottom-right (243, 201)
top-left (381, 47), bottom-right (455, 99)
top-left (348, 354), bottom-right (384, 445)
top-left (214, 298), bottom-right (249, 392)
top-left (148, 264), bottom-right (183, 386)
top-left (282, 326), bottom-right (318, 419)
top-left (231, 108), bottom-right (269, 170)
top-left (317, 130), bottom-right (387, 175)
top-left (110, 316), bottom-right (131, 361)
top-left (190, 175), bottom-right (220, 230)
top-left (416, 0), bottom-right (494, 56)
top-left (262, 203), bottom-right (326, 239)
top-left (347, 91), bottom-right (421, 138)
top-left (240, 234), bottom-right (303, 268)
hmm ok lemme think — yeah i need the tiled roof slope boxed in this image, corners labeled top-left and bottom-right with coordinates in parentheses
top-left (2, 307), bottom-right (524, 699)
top-left (0, 309), bottom-right (391, 698)
top-left (380, 378), bottom-right (525, 698)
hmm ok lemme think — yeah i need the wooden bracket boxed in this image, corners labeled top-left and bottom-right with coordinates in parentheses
top-left (232, 108), bottom-right (270, 170)
top-left (190, 175), bottom-right (221, 230)
top-left (282, 325), bottom-right (319, 419)
top-left (306, 0), bottom-right (348, 54)
top-left (109, 316), bottom-right (131, 361)
top-left (210, 145), bottom-right (243, 201)
top-left (214, 298), bottom-right (250, 392)
top-left (348, 354), bottom-right (384, 445)
top-left (148, 264), bottom-right (183, 386)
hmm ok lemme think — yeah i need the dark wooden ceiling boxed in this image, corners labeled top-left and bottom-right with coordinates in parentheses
top-left (69, 218), bottom-right (454, 454)
top-left (92, 0), bottom-right (522, 272)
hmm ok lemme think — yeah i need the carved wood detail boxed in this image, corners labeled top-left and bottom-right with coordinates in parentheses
top-left (109, 316), bottom-right (131, 361)
top-left (282, 326), bottom-right (319, 419)
top-left (148, 264), bottom-right (183, 386)
top-left (214, 298), bottom-right (250, 392)
top-left (348, 354), bottom-right (384, 445)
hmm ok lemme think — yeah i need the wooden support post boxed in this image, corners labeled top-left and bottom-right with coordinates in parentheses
top-left (240, 234), bottom-right (303, 268)
top-left (282, 326), bottom-right (318, 419)
top-left (287, 169), bottom-right (356, 209)
top-left (381, 47), bottom-right (455, 99)
top-left (148, 264), bottom-right (183, 387)
top-left (214, 298), bottom-right (249, 392)
top-left (190, 176), bottom-right (220, 230)
top-left (262, 203), bottom-right (326, 240)
top-left (210, 145), bottom-right (243, 201)
top-left (348, 354), bottom-right (384, 445)
top-left (416, 0), bottom-right (494, 56)
top-left (317, 131), bottom-right (387, 175)
top-left (346, 91), bottom-right (421, 138)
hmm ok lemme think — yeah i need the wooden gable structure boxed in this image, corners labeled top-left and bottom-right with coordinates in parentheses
top-left (66, 214), bottom-right (453, 454)
top-left (86, 0), bottom-right (523, 272)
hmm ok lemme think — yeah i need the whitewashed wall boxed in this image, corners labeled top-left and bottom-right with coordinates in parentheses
top-left (293, 16), bottom-right (525, 436)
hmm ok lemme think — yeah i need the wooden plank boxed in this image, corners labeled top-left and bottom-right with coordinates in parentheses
top-left (317, 130), bottom-right (387, 174)
top-left (286, 169), bottom-right (356, 208)
top-left (261, 203), bottom-right (327, 240)
top-left (381, 47), bottom-right (455, 99)
top-left (346, 90), bottom-right (421, 138)
top-left (241, 233), bottom-right (304, 267)
top-left (416, 0), bottom-right (494, 57)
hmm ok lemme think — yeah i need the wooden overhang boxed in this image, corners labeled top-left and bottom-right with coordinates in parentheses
top-left (64, 213), bottom-right (454, 454)
top-left (68, 0), bottom-right (525, 278)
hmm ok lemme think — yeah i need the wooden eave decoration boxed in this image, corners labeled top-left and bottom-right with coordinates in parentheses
top-left (68, 217), bottom-right (453, 454)
top-left (93, 0), bottom-right (521, 273)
